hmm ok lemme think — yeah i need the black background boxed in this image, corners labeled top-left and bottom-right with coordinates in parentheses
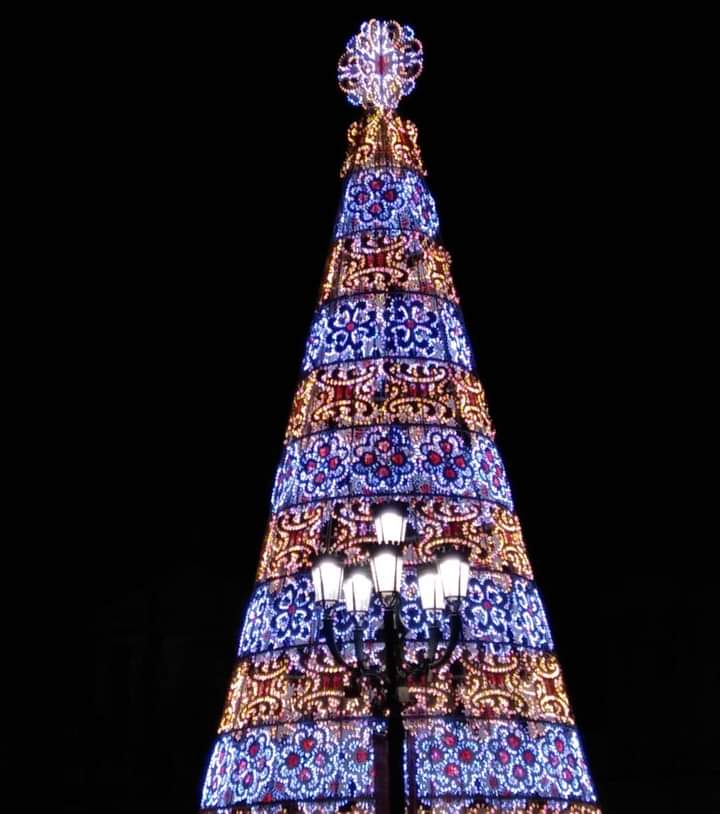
top-left (57, 8), bottom-right (713, 814)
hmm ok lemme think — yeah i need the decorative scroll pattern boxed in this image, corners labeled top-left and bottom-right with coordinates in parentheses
top-left (271, 426), bottom-right (511, 512)
top-left (256, 500), bottom-right (531, 583)
top-left (238, 569), bottom-right (552, 658)
top-left (320, 232), bottom-right (457, 304)
top-left (340, 111), bottom-right (426, 177)
top-left (220, 649), bottom-right (571, 732)
top-left (408, 650), bottom-right (572, 723)
top-left (408, 719), bottom-right (597, 804)
top-left (202, 720), bottom-right (385, 809)
top-left (219, 648), bottom-right (368, 733)
top-left (335, 169), bottom-right (439, 238)
top-left (286, 361), bottom-right (491, 443)
top-left (202, 19), bottom-right (600, 812)
top-left (338, 19), bottom-right (423, 111)
top-left (303, 294), bottom-right (472, 373)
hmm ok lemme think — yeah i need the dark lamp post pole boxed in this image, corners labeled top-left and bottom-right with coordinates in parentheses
top-left (312, 503), bottom-right (469, 814)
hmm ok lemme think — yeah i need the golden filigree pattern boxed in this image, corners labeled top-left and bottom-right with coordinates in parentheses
top-left (256, 499), bottom-right (532, 582)
top-left (413, 502), bottom-right (532, 579)
top-left (219, 649), bottom-right (370, 733)
top-left (220, 647), bottom-right (571, 733)
top-left (256, 503), bottom-right (325, 582)
top-left (285, 361), bottom-right (491, 443)
top-left (340, 111), bottom-right (426, 177)
top-left (407, 650), bottom-right (572, 724)
top-left (319, 232), bottom-right (458, 304)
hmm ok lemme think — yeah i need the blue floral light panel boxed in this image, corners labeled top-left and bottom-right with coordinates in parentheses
top-left (200, 18), bottom-right (600, 814)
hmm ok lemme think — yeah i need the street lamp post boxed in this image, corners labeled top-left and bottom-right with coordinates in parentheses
top-left (311, 502), bottom-right (470, 813)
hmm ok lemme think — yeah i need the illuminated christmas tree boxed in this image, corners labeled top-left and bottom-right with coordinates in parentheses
top-left (201, 19), bottom-right (600, 814)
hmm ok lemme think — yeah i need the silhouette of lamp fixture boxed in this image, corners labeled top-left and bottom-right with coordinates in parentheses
top-left (311, 501), bottom-right (470, 709)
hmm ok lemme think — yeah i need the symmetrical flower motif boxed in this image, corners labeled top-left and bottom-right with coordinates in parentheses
top-left (462, 574), bottom-right (553, 650)
top-left (270, 426), bottom-right (512, 512)
top-left (352, 426), bottom-right (414, 490)
top-left (413, 720), bottom-right (596, 803)
top-left (335, 169), bottom-right (439, 238)
top-left (229, 730), bottom-right (276, 802)
top-left (269, 576), bottom-right (314, 645)
top-left (338, 19), bottom-right (423, 110)
top-left (237, 569), bottom-right (551, 657)
top-left (302, 294), bottom-right (473, 372)
top-left (488, 726), bottom-right (544, 793)
top-left (347, 171), bottom-right (406, 224)
top-left (462, 573), bottom-right (510, 640)
top-left (202, 723), bottom-right (381, 807)
top-left (298, 435), bottom-right (349, 495)
top-left (384, 297), bottom-right (440, 355)
top-left (328, 300), bottom-right (377, 355)
top-left (277, 724), bottom-right (333, 797)
top-left (421, 430), bottom-right (474, 491)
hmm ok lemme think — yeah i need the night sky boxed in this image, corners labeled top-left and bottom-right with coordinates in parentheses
top-left (63, 10), bottom-right (712, 814)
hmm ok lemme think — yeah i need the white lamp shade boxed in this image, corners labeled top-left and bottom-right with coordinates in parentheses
top-left (312, 555), bottom-right (344, 607)
top-left (372, 501), bottom-right (408, 544)
top-left (369, 544), bottom-right (403, 600)
top-left (417, 564), bottom-right (445, 611)
top-left (342, 566), bottom-right (373, 614)
top-left (437, 548), bottom-right (470, 601)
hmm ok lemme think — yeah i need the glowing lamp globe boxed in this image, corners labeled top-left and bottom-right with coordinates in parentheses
top-left (342, 566), bottom-right (374, 614)
top-left (312, 554), bottom-right (344, 608)
top-left (417, 563), bottom-right (445, 613)
top-left (371, 501), bottom-right (409, 544)
top-left (369, 544), bottom-right (404, 608)
top-left (437, 547), bottom-right (470, 603)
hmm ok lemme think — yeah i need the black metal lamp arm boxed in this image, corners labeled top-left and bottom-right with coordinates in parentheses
top-left (321, 612), bottom-right (355, 673)
top-left (323, 611), bottom-right (388, 685)
top-left (426, 610), bottom-right (462, 671)
top-left (407, 611), bottom-right (462, 680)
top-left (324, 606), bottom-right (463, 699)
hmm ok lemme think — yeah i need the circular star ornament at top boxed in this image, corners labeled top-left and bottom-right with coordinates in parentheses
top-left (338, 19), bottom-right (423, 111)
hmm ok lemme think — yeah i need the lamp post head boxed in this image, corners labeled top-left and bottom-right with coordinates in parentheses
top-left (369, 543), bottom-right (404, 609)
top-left (311, 553), bottom-right (345, 609)
top-left (371, 500), bottom-right (409, 545)
top-left (417, 562), bottom-right (445, 613)
top-left (342, 565), bottom-right (374, 615)
top-left (436, 545), bottom-right (470, 606)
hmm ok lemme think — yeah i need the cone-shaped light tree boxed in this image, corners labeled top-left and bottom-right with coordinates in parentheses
top-left (201, 19), bottom-right (600, 814)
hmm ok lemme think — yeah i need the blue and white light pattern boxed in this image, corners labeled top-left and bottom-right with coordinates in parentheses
top-left (338, 19), bottom-right (423, 110)
top-left (202, 720), bottom-right (385, 808)
top-left (201, 18), bottom-right (601, 812)
top-left (270, 425), bottom-right (511, 512)
top-left (335, 169), bottom-right (439, 238)
top-left (238, 568), bottom-right (552, 657)
top-left (302, 294), bottom-right (473, 373)
top-left (411, 719), bottom-right (596, 803)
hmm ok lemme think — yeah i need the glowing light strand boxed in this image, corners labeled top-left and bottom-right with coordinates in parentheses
top-left (201, 18), bottom-right (601, 813)
top-left (338, 19), bottom-right (423, 111)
